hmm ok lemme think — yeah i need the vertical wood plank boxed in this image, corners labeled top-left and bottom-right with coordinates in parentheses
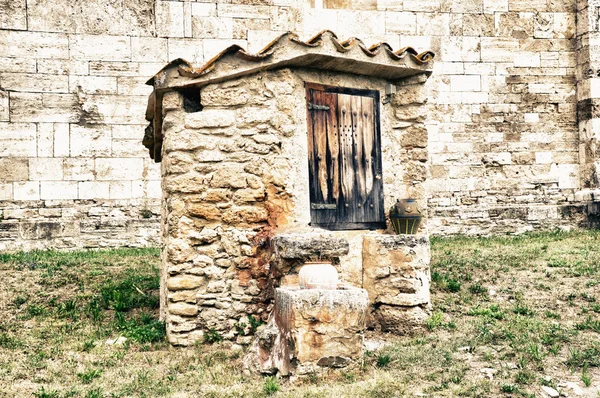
top-left (327, 94), bottom-right (340, 202)
top-left (314, 91), bottom-right (329, 202)
top-left (361, 96), bottom-right (375, 196)
top-left (306, 89), bottom-right (317, 202)
top-left (338, 93), bottom-right (354, 213)
top-left (350, 95), bottom-right (364, 223)
top-left (307, 87), bottom-right (339, 226)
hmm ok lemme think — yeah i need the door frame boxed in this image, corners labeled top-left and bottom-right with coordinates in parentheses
top-left (305, 82), bottom-right (385, 230)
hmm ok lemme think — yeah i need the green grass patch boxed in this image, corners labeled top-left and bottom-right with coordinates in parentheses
top-left (6, 232), bottom-right (600, 396)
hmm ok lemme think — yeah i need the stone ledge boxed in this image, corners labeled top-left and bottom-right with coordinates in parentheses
top-left (272, 233), bottom-right (349, 259)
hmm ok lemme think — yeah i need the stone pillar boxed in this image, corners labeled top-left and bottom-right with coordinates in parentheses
top-left (362, 234), bottom-right (431, 334)
top-left (577, 0), bottom-right (600, 188)
top-left (272, 286), bottom-right (369, 376)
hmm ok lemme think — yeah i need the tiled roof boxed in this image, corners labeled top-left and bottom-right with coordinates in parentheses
top-left (146, 30), bottom-right (435, 89)
top-left (143, 31), bottom-right (435, 162)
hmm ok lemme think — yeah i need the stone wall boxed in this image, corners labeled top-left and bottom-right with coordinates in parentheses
top-left (159, 68), bottom-right (430, 345)
top-left (0, 0), bottom-right (595, 249)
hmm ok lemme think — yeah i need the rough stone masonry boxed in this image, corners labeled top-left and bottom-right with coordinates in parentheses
top-left (0, 0), bottom-right (599, 250)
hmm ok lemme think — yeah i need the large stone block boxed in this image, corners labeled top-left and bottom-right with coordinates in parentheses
top-left (18, 221), bottom-right (79, 240)
top-left (27, 0), bottom-right (153, 35)
top-left (95, 158), bottom-right (144, 181)
top-left (265, 287), bottom-right (369, 375)
top-left (29, 158), bottom-right (64, 181)
top-left (79, 182), bottom-right (110, 200)
top-left (9, 93), bottom-right (80, 124)
top-left (40, 182), bottom-right (78, 200)
top-left (0, 0), bottom-right (26, 30)
top-left (13, 181), bottom-right (39, 201)
top-left (272, 233), bottom-right (350, 259)
top-left (156, 0), bottom-right (185, 37)
top-left (370, 305), bottom-right (430, 335)
top-left (0, 90), bottom-right (8, 122)
top-left (0, 158), bottom-right (28, 181)
top-left (0, 73), bottom-right (68, 93)
top-left (0, 30), bottom-right (68, 59)
top-left (167, 275), bottom-right (206, 291)
top-left (79, 94), bottom-right (147, 125)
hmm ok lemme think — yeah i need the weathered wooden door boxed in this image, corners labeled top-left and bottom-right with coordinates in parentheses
top-left (305, 83), bottom-right (385, 230)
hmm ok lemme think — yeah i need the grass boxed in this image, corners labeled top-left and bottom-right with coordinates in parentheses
top-left (1, 231), bottom-right (600, 396)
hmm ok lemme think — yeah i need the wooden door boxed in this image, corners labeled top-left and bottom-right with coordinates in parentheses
top-left (306, 83), bottom-right (385, 230)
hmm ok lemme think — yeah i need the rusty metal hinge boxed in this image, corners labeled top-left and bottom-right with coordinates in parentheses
top-left (311, 203), bottom-right (337, 210)
top-left (308, 103), bottom-right (330, 111)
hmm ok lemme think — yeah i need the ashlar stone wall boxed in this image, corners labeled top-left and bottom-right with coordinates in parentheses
top-left (159, 68), bottom-right (430, 345)
top-left (0, 0), bottom-right (595, 250)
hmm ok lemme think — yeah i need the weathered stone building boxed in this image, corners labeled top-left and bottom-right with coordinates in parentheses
top-left (0, 0), bottom-right (599, 249)
top-left (145, 31), bottom-right (434, 346)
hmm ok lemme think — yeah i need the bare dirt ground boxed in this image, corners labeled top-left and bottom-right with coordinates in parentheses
top-left (0, 231), bottom-right (600, 397)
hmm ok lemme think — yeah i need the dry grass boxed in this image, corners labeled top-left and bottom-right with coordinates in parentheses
top-left (1, 231), bottom-right (600, 397)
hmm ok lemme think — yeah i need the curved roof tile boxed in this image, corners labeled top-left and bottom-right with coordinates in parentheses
top-left (147, 30), bottom-right (435, 87)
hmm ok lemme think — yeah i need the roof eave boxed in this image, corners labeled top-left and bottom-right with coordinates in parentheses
top-left (150, 46), bottom-right (433, 92)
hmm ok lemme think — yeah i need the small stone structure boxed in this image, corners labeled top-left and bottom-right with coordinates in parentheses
top-left (144, 31), bottom-right (434, 364)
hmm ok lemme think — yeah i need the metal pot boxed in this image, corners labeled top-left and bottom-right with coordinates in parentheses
top-left (389, 198), bottom-right (422, 234)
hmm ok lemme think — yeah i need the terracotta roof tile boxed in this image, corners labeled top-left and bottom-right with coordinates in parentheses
top-left (146, 30), bottom-right (435, 87)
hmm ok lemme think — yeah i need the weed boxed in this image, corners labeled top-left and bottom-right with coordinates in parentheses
top-left (78, 368), bottom-right (102, 384)
top-left (513, 302), bottom-right (534, 317)
top-left (114, 312), bottom-right (165, 344)
top-left (567, 345), bottom-right (600, 368)
top-left (544, 311), bottom-right (561, 319)
top-left (526, 344), bottom-right (545, 368)
top-left (341, 371), bottom-right (356, 383)
top-left (376, 354), bottom-right (391, 368)
top-left (33, 387), bottom-right (60, 398)
top-left (581, 293), bottom-right (596, 303)
top-left (468, 283), bottom-right (488, 296)
top-left (541, 323), bottom-right (571, 346)
top-left (98, 269), bottom-right (159, 312)
top-left (426, 311), bottom-right (444, 331)
top-left (79, 339), bottom-right (95, 352)
top-left (576, 316), bottom-right (600, 333)
top-left (248, 315), bottom-right (263, 334)
top-left (25, 304), bottom-right (47, 318)
top-left (11, 294), bottom-right (28, 308)
top-left (263, 376), bottom-right (280, 395)
top-left (515, 370), bottom-right (536, 384)
top-left (86, 388), bottom-right (104, 398)
top-left (204, 328), bottom-right (223, 344)
top-left (0, 332), bottom-right (22, 349)
top-left (84, 297), bottom-right (103, 322)
top-left (468, 304), bottom-right (505, 320)
top-left (500, 383), bottom-right (518, 393)
top-left (547, 258), bottom-right (568, 268)
top-left (582, 365), bottom-right (592, 387)
top-left (234, 321), bottom-right (246, 336)
top-left (447, 279), bottom-right (462, 292)
top-left (57, 298), bottom-right (80, 320)
top-left (432, 271), bottom-right (462, 292)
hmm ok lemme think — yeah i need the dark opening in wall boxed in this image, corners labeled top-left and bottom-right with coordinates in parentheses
top-left (177, 87), bottom-right (203, 113)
